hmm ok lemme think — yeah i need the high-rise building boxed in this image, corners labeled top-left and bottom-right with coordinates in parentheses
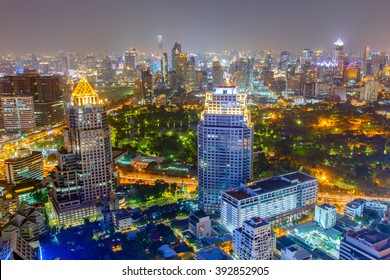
top-left (124, 48), bottom-right (136, 80)
top-left (339, 229), bottom-right (390, 260)
top-left (0, 95), bottom-right (36, 134)
top-left (34, 76), bottom-right (64, 127)
top-left (221, 172), bottom-right (318, 233)
top-left (5, 148), bottom-right (43, 185)
top-left (360, 77), bottom-right (379, 102)
top-left (198, 86), bottom-right (253, 214)
top-left (314, 203), bottom-right (337, 230)
top-left (48, 76), bottom-right (116, 228)
top-left (141, 68), bottom-right (154, 104)
top-left (178, 53), bottom-right (188, 90)
top-left (212, 58), bottom-right (224, 87)
top-left (233, 217), bottom-right (275, 260)
top-left (157, 35), bottom-right (163, 59)
top-left (163, 52), bottom-right (169, 87)
top-left (186, 57), bottom-right (196, 92)
top-left (333, 38), bottom-right (345, 77)
top-left (171, 41), bottom-right (181, 73)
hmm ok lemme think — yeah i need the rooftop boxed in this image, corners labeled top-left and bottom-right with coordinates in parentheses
top-left (245, 217), bottom-right (269, 228)
top-left (348, 229), bottom-right (390, 251)
top-left (225, 190), bottom-right (251, 200)
top-left (248, 171), bottom-right (317, 194)
top-left (196, 246), bottom-right (232, 260)
top-left (317, 203), bottom-right (336, 210)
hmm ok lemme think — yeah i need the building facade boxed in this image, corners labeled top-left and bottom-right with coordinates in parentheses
top-left (0, 96), bottom-right (36, 134)
top-left (198, 86), bottom-right (253, 214)
top-left (221, 172), bottom-right (318, 233)
top-left (5, 149), bottom-right (43, 185)
top-left (314, 203), bottom-right (337, 230)
top-left (188, 210), bottom-right (211, 239)
top-left (49, 75), bottom-right (116, 228)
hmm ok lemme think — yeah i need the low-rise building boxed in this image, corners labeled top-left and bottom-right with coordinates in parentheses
top-left (196, 246), bottom-right (232, 260)
top-left (131, 155), bottom-right (164, 169)
top-left (339, 229), bottom-right (390, 260)
top-left (314, 203), bottom-right (337, 229)
top-left (281, 244), bottom-right (313, 260)
top-left (189, 210), bottom-right (211, 239)
top-left (112, 209), bottom-right (133, 232)
top-left (344, 199), bottom-right (365, 219)
top-left (0, 187), bottom-right (19, 219)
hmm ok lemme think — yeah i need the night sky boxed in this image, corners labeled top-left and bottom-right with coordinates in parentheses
top-left (1, 0), bottom-right (390, 53)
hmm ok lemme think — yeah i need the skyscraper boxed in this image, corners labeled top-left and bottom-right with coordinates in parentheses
top-left (185, 57), bottom-right (196, 92)
top-left (233, 217), bottom-right (275, 260)
top-left (157, 35), bottom-right (163, 59)
top-left (198, 86), bottom-right (253, 214)
top-left (212, 58), bottom-right (224, 87)
top-left (49, 76), bottom-right (116, 228)
top-left (333, 38), bottom-right (345, 77)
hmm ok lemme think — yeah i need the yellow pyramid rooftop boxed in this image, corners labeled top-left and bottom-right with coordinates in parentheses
top-left (71, 75), bottom-right (101, 106)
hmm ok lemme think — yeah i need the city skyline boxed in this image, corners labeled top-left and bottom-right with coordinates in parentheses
top-left (1, 0), bottom-right (390, 53)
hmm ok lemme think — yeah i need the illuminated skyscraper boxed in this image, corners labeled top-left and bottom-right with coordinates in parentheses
top-left (198, 86), bottom-right (253, 214)
top-left (49, 76), bottom-right (116, 227)
top-left (163, 52), bottom-right (169, 87)
top-left (171, 41), bottom-right (181, 73)
top-left (333, 38), bottom-right (345, 76)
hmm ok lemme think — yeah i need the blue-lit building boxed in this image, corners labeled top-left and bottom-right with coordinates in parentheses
top-left (198, 86), bottom-right (253, 214)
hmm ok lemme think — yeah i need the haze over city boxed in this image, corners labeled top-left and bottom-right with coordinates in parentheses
top-left (1, 0), bottom-right (390, 53)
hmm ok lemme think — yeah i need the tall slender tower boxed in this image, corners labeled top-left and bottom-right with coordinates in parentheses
top-left (333, 38), bottom-right (345, 76)
top-left (49, 75), bottom-right (116, 228)
top-left (157, 35), bottom-right (163, 59)
top-left (198, 86), bottom-right (253, 214)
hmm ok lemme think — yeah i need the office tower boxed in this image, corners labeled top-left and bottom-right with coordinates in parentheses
top-left (363, 45), bottom-right (371, 74)
top-left (189, 210), bottom-right (211, 239)
top-left (49, 76), bottom-right (116, 228)
top-left (233, 217), bottom-right (275, 260)
top-left (178, 52), bottom-right (188, 90)
top-left (0, 202), bottom-right (46, 243)
top-left (5, 148), bottom-right (43, 185)
top-left (264, 52), bottom-right (272, 70)
top-left (221, 172), bottom-right (318, 233)
top-left (124, 48), bottom-right (136, 81)
top-left (171, 41), bottom-right (181, 73)
top-left (157, 35), bottom-right (163, 59)
top-left (0, 233), bottom-right (37, 260)
top-left (163, 52), bottom-right (169, 87)
top-left (141, 68), bottom-right (154, 104)
top-left (314, 203), bottom-right (336, 230)
top-left (31, 54), bottom-right (39, 71)
top-left (34, 76), bottom-right (64, 127)
top-left (198, 86), bottom-right (253, 214)
top-left (333, 38), bottom-right (345, 76)
top-left (0, 95), bottom-right (36, 134)
top-left (186, 56), bottom-right (196, 92)
top-left (339, 229), bottom-right (390, 260)
top-left (360, 77), bottom-right (379, 102)
top-left (212, 58), bottom-right (224, 87)
top-left (281, 244), bottom-right (312, 260)
top-left (196, 70), bottom-right (207, 90)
